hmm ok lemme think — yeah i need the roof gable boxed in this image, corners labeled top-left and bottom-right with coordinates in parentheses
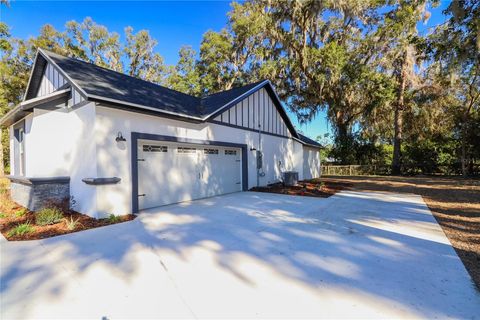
top-left (17, 49), bottom-right (307, 140)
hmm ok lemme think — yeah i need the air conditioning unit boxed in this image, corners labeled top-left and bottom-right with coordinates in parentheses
top-left (283, 171), bottom-right (299, 186)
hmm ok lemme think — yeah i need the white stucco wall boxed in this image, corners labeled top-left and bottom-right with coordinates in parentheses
top-left (303, 146), bottom-right (322, 180)
top-left (93, 105), bottom-right (304, 216)
top-left (9, 101), bottom-right (316, 218)
top-left (11, 103), bottom-right (98, 215)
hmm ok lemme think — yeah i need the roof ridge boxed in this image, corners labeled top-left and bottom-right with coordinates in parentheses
top-left (201, 80), bottom-right (269, 100)
top-left (40, 49), bottom-right (201, 102)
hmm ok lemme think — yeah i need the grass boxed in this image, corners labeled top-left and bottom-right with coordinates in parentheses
top-left (14, 208), bottom-right (27, 218)
top-left (35, 207), bottom-right (64, 226)
top-left (64, 216), bottom-right (81, 231)
top-left (323, 175), bottom-right (480, 290)
top-left (106, 214), bottom-right (121, 223)
top-left (7, 222), bottom-right (34, 237)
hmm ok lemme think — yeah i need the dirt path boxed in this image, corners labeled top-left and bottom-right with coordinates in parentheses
top-left (322, 175), bottom-right (480, 290)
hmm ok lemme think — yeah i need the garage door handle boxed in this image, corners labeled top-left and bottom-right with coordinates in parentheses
top-left (137, 159), bottom-right (145, 161)
top-left (138, 194), bottom-right (146, 197)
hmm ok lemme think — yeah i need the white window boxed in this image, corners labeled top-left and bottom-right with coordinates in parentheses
top-left (204, 148), bottom-right (219, 155)
top-left (178, 147), bottom-right (196, 154)
top-left (143, 145), bottom-right (167, 152)
top-left (225, 150), bottom-right (237, 155)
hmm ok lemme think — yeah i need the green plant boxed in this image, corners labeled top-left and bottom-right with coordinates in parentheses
top-left (64, 216), bottom-right (81, 231)
top-left (107, 214), bottom-right (120, 223)
top-left (7, 222), bottom-right (33, 237)
top-left (14, 208), bottom-right (27, 218)
top-left (35, 207), bottom-right (64, 226)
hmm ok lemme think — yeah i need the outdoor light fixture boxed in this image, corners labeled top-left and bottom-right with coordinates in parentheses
top-left (115, 131), bottom-right (126, 142)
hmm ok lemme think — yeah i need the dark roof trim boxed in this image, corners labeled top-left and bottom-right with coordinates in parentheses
top-left (294, 134), bottom-right (323, 148)
top-left (21, 88), bottom-right (71, 110)
top-left (206, 81), bottom-right (299, 138)
top-left (94, 101), bottom-right (204, 124)
top-left (89, 94), bottom-right (205, 121)
top-left (0, 88), bottom-right (71, 127)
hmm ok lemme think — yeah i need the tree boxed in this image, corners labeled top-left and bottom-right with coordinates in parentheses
top-left (375, 1), bottom-right (432, 174)
top-left (227, 0), bottom-right (396, 163)
top-left (428, 0), bottom-right (479, 176)
top-left (165, 46), bottom-right (202, 96)
top-left (196, 1), bottom-right (265, 94)
top-left (124, 26), bottom-right (168, 83)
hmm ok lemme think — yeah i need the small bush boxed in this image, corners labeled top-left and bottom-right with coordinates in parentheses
top-left (36, 207), bottom-right (64, 226)
top-left (64, 216), bottom-right (81, 231)
top-left (0, 212), bottom-right (6, 219)
top-left (107, 214), bottom-right (120, 223)
top-left (8, 222), bottom-right (33, 237)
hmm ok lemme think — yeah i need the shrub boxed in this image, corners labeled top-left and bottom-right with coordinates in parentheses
top-left (107, 214), bottom-right (120, 223)
top-left (7, 222), bottom-right (33, 237)
top-left (64, 216), bottom-right (81, 231)
top-left (36, 207), bottom-right (64, 226)
top-left (14, 208), bottom-right (27, 218)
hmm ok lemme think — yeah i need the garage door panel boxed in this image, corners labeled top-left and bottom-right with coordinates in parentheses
top-left (138, 141), bottom-right (242, 210)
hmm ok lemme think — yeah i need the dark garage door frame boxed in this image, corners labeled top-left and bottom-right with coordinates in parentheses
top-left (131, 132), bottom-right (248, 213)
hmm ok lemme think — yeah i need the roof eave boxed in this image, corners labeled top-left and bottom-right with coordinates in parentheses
top-left (0, 88), bottom-right (72, 127)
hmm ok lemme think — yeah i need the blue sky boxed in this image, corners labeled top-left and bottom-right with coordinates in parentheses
top-left (0, 1), bottom-right (449, 142)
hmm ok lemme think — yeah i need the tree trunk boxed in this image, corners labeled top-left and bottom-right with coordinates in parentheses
top-left (461, 117), bottom-right (467, 177)
top-left (0, 128), bottom-right (4, 177)
top-left (392, 51), bottom-right (408, 175)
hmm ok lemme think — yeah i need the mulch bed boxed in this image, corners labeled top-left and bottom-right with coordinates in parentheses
top-left (0, 196), bottom-right (135, 241)
top-left (250, 179), bottom-right (352, 198)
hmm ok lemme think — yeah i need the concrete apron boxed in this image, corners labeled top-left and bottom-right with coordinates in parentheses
top-left (1, 191), bottom-right (479, 319)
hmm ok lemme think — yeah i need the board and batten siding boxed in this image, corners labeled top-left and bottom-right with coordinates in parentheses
top-left (36, 62), bottom-right (85, 105)
top-left (213, 88), bottom-right (290, 137)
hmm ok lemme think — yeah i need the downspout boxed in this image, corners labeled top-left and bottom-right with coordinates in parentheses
top-left (257, 123), bottom-right (261, 187)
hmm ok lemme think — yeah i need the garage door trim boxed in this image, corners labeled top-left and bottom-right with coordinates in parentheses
top-left (131, 132), bottom-right (248, 213)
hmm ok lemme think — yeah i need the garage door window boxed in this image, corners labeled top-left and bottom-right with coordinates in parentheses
top-left (204, 148), bottom-right (219, 155)
top-left (143, 145), bottom-right (168, 152)
top-left (225, 150), bottom-right (237, 155)
top-left (178, 147), bottom-right (196, 154)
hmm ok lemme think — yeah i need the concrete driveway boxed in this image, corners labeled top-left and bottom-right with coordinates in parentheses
top-left (1, 191), bottom-right (479, 319)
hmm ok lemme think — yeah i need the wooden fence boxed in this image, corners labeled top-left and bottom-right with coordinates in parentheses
top-left (322, 164), bottom-right (480, 176)
top-left (322, 165), bottom-right (386, 176)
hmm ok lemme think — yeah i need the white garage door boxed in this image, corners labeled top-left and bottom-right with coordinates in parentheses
top-left (138, 140), bottom-right (242, 210)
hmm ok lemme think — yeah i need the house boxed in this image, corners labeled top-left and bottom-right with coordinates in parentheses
top-left (0, 49), bottom-right (322, 218)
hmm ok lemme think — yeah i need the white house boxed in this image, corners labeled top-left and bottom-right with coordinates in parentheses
top-left (0, 49), bottom-right (322, 218)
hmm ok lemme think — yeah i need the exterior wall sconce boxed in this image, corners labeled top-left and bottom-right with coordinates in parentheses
top-left (115, 132), bottom-right (126, 142)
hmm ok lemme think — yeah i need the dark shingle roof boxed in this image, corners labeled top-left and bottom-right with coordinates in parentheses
top-left (39, 50), bottom-right (306, 141)
top-left (199, 80), bottom-right (266, 115)
top-left (298, 133), bottom-right (322, 148)
top-left (45, 50), bottom-right (202, 118)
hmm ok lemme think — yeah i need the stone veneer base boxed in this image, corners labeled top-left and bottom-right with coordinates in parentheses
top-left (7, 176), bottom-right (70, 212)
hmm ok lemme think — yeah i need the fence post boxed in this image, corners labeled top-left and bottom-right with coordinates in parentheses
top-left (349, 165), bottom-right (352, 176)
